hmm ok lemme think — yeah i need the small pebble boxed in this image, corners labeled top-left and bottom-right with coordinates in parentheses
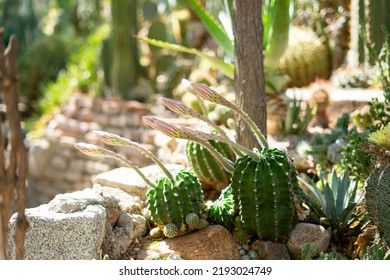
top-left (150, 227), bottom-right (164, 239)
top-left (239, 249), bottom-right (246, 256)
top-left (242, 244), bottom-right (249, 251)
top-left (247, 250), bottom-right (258, 260)
top-left (241, 255), bottom-right (251, 260)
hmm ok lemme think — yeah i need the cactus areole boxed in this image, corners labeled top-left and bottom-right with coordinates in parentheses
top-left (230, 147), bottom-right (301, 242)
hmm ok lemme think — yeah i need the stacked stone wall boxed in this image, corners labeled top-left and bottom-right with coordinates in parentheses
top-left (27, 93), bottom-right (158, 207)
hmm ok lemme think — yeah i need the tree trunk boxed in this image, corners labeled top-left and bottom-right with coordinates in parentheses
top-left (232, 0), bottom-right (267, 150)
top-left (111, 0), bottom-right (138, 98)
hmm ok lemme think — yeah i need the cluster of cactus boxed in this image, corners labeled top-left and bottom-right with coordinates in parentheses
top-left (279, 27), bottom-right (331, 87)
top-left (74, 131), bottom-right (207, 238)
top-left (149, 83), bottom-right (306, 243)
top-left (365, 124), bottom-right (390, 246)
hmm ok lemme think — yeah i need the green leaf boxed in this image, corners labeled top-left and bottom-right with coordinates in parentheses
top-left (264, 0), bottom-right (292, 72)
top-left (189, 0), bottom-right (234, 59)
top-left (138, 36), bottom-right (234, 79)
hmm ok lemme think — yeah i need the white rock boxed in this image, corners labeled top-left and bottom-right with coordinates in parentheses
top-left (7, 205), bottom-right (106, 260)
top-left (93, 164), bottom-right (185, 200)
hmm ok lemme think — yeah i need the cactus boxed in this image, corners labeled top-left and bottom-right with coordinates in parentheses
top-left (207, 185), bottom-right (235, 229)
top-left (74, 131), bottom-right (206, 238)
top-left (280, 97), bottom-right (317, 135)
top-left (279, 27), bottom-right (330, 87)
top-left (146, 170), bottom-right (205, 236)
top-left (186, 134), bottom-right (235, 190)
top-left (230, 147), bottom-right (302, 242)
top-left (147, 83), bottom-right (306, 242)
top-left (365, 125), bottom-right (390, 246)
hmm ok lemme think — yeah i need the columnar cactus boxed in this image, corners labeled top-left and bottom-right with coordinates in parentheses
top-left (147, 83), bottom-right (305, 243)
top-left (74, 131), bottom-right (206, 238)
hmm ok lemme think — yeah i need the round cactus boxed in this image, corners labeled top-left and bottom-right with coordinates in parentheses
top-left (230, 148), bottom-right (303, 242)
top-left (186, 213), bottom-right (200, 227)
top-left (163, 223), bottom-right (179, 238)
top-left (146, 170), bottom-right (206, 237)
top-left (195, 218), bottom-right (209, 230)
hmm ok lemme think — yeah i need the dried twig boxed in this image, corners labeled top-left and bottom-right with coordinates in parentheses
top-left (0, 29), bottom-right (28, 260)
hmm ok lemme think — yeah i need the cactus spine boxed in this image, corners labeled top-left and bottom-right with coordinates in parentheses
top-left (151, 83), bottom-right (304, 242)
top-left (74, 131), bottom-right (206, 238)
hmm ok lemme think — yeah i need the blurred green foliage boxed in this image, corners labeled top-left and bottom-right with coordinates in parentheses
top-left (17, 34), bottom-right (74, 116)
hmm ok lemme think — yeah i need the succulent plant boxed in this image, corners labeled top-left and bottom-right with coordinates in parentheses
top-left (280, 96), bottom-right (317, 135)
top-left (74, 131), bottom-right (206, 238)
top-left (146, 83), bottom-right (306, 243)
top-left (206, 185), bottom-right (235, 229)
top-left (279, 27), bottom-right (331, 87)
top-left (298, 170), bottom-right (363, 243)
top-left (365, 126), bottom-right (390, 246)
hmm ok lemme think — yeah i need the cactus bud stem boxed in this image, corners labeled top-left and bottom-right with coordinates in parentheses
top-left (74, 143), bottom-right (157, 188)
top-left (185, 128), bottom-right (260, 162)
top-left (144, 117), bottom-right (234, 173)
top-left (92, 130), bottom-right (174, 181)
top-left (191, 83), bottom-right (268, 150)
top-left (161, 97), bottom-right (229, 138)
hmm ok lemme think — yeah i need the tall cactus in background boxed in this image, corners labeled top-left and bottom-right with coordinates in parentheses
top-left (110, 0), bottom-right (138, 97)
top-left (74, 131), bottom-right (206, 238)
top-left (147, 83), bottom-right (306, 242)
top-left (349, 0), bottom-right (390, 68)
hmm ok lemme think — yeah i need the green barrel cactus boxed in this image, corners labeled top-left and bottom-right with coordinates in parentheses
top-left (146, 170), bottom-right (206, 236)
top-left (186, 134), bottom-right (235, 190)
top-left (279, 27), bottom-right (330, 87)
top-left (149, 83), bottom-right (306, 243)
top-left (74, 131), bottom-right (206, 238)
top-left (230, 148), bottom-right (302, 242)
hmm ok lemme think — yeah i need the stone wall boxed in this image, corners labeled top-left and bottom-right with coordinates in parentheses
top-left (27, 93), bottom-right (163, 207)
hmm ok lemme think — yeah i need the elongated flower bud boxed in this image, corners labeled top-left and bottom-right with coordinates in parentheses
top-left (74, 142), bottom-right (157, 188)
top-left (161, 97), bottom-right (228, 138)
top-left (144, 117), bottom-right (234, 172)
top-left (191, 82), bottom-right (268, 150)
top-left (92, 130), bottom-right (174, 181)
